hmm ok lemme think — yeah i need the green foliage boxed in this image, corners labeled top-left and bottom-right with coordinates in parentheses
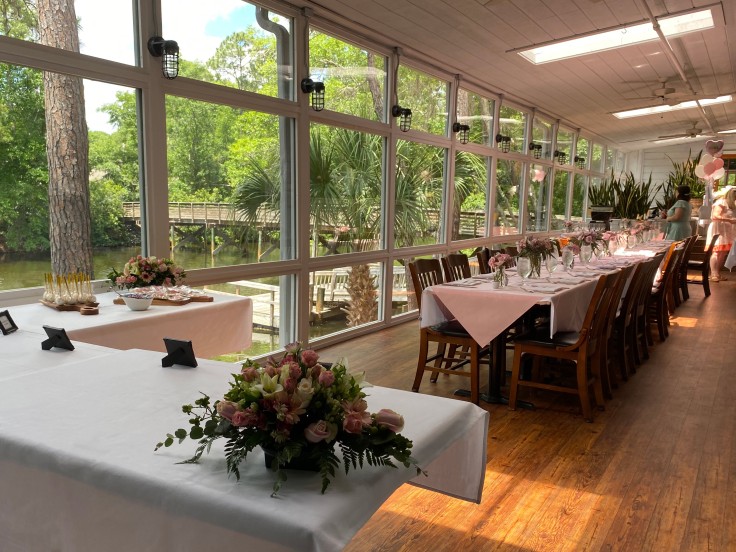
top-left (660, 150), bottom-right (704, 211)
top-left (608, 170), bottom-right (660, 219)
top-left (89, 179), bottom-right (137, 246)
top-left (587, 175), bottom-right (616, 207)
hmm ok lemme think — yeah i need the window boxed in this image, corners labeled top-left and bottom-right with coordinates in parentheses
top-left (605, 146), bottom-right (615, 172)
top-left (498, 105), bottom-right (527, 154)
top-left (494, 159), bottom-right (523, 235)
top-left (556, 127), bottom-right (573, 166)
top-left (531, 116), bottom-right (553, 160)
top-left (576, 137), bottom-right (590, 169)
top-left (309, 124), bottom-right (384, 257)
top-left (162, 0), bottom-right (294, 100)
top-left (591, 143), bottom-right (604, 173)
top-left (551, 170), bottom-right (571, 229)
top-left (452, 152), bottom-right (490, 241)
top-left (526, 165), bottom-right (549, 231)
top-left (394, 140), bottom-right (446, 247)
top-left (571, 174), bottom-right (587, 224)
top-left (396, 65), bottom-right (448, 135)
top-left (309, 30), bottom-right (386, 121)
top-left (457, 89), bottom-right (494, 146)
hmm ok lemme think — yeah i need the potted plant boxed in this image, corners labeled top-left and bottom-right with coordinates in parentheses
top-left (588, 175), bottom-right (616, 227)
top-left (664, 150), bottom-right (703, 210)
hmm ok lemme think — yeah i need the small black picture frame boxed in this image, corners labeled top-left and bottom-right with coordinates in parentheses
top-left (0, 310), bottom-right (18, 335)
top-left (41, 325), bottom-right (75, 351)
top-left (162, 337), bottom-right (197, 368)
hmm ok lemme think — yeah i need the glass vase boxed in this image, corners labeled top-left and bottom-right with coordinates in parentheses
top-left (493, 267), bottom-right (508, 288)
top-left (528, 254), bottom-right (541, 278)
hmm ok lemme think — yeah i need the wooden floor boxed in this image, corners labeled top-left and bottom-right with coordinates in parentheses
top-left (319, 277), bottom-right (736, 551)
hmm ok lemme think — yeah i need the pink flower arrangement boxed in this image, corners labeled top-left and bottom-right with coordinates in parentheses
top-left (156, 342), bottom-right (419, 495)
top-left (108, 255), bottom-right (185, 289)
top-left (488, 252), bottom-right (513, 271)
top-left (568, 229), bottom-right (603, 251)
top-left (516, 236), bottom-right (560, 259)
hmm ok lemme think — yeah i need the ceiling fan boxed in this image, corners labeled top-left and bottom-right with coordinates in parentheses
top-left (622, 77), bottom-right (693, 104)
top-left (656, 123), bottom-right (712, 140)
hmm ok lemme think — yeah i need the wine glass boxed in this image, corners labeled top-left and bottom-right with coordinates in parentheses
top-left (580, 244), bottom-right (593, 265)
top-left (545, 254), bottom-right (558, 277)
top-left (517, 257), bottom-right (532, 285)
top-left (562, 248), bottom-right (575, 271)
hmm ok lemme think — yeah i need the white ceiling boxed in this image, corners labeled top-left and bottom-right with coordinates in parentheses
top-left (302, 0), bottom-right (736, 150)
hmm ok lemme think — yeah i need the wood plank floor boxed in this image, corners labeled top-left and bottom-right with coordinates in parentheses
top-left (318, 277), bottom-right (736, 551)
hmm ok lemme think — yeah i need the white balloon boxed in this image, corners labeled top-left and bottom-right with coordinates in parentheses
top-left (711, 168), bottom-right (725, 181)
top-left (700, 153), bottom-right (714, 165)
top-left (695, 165), bottom-right (706, 178)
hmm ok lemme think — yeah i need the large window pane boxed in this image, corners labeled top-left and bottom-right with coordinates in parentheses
top-left (572, 174), bottom-right (587, 224)
top-left (394, 141), bottom-right (445, 247)
top-left (556, 127), bottom-right (574, 167)
top-left (499, 105), bottom-right (527, 154)
top-left (591, 143), bottom-right (604, 173)
top-left (605, 146), bottom-right (615, 172)
top-left (309, 124), bottom-right (384, 258)
top-left (494, 159), bottom-right (523, 235)
top-left (457, 88), bottom-right (494, 146)
top-left (163, 0), bottom-right (293, 100)
top-left (551, 170), bottom-right (571, 229)
top-left (397, 66), bottom-right (447, 135)
top-left (452, 152), bottom-right (489, 241)
top-left (309, 30), bottom-right (386, 121)
top-left (526, 165), bottom-right (549, 231)
top-left (0, 63), bottom-right (141, 291)
top-left (576, 137), bottom-right (590, 169)
top-left (165, 96), bottom-right (295, 267)
top-left (532, 116), bottom-right (553, 160)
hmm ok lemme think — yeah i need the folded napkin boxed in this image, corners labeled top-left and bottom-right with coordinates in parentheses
top-left (552, 277), bottom-right (586, 284)
top-left (443, 279), bottom-right (482, 287)
top-left (571, 271), bottom-right (600, 277)
top-left (471, 273), bottom-right (495, 280)
top-left (523, 284), bottom-right (567, 293)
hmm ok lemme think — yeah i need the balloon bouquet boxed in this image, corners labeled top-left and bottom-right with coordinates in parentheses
top-left (694, 139), bottom-right (725, 227)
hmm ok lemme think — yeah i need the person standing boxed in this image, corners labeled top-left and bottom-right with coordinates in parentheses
top-left (664, 185), bottom-right (693, 240)
top-left (707, 186), bottom-right (736, 281)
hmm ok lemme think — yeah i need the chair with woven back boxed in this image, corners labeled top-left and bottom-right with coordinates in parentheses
top-left (441, 253), bottom-right (472, 282)
top-left (408, 259), bottom-right (490, 404)
top-left (508, 271), bottom-right (621, 422)
top-left (686, 233), bottom-right (720, 297)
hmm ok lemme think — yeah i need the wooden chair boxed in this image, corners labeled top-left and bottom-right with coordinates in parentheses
top-left (408, 259), bottom-right (490, 404)
top-left (686, 234), bottom-right (720, 297)
top-left (632, 253), bottom-right (666, 365)
top-left (608, 263), bottom-right (644, 383)
top-left (441, 253), bottom-right (471, 282)
top-left (508, 272), bottom-right (621, 422)
top-left (476, 248), bottom-right (491, 274)
top-left (671, 235), bottom-right (696, 309)
top-left (649, 242), bottom-right (684, 342)
top-left (601, 264), bottom-right (634, 397)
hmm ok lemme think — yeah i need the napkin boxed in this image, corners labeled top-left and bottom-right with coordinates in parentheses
top-left (523, 284), bottom-right (566, 293)
top-left (442, 279), bottom-right (482, 287)
top-left (552, 277), bottom-right (587, 285)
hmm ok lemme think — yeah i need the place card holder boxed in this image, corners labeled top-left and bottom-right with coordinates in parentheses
top-left (0, 310), bottom-right (18, 335)
top-left (162, 337), bottom-right (198, 368)
top-left (41, 325), bottom-right (75, 351)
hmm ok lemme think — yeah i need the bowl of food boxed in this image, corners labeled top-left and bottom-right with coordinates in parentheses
top-left (121, 293), bottom-right (153, 311)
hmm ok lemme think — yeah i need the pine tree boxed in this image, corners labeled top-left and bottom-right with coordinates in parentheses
top-left (344, 264), bottom-right (377, 326)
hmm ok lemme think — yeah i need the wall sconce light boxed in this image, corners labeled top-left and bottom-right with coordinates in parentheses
top-left (529, 142), bottom-right (542, 159)
top-left (496, 133), bottom-right (511, 153)
top-left (147, 36), bottom-right (180, 79)
top-left (554, 150), bottom-right (566, 164)
top-left (574, 156), bottom-right (586, 169)
top-left (392, 105), bottom-right (412, 132)
top-left (452, 122), bottom-right (470, 144)
top-left (300, 78), bottom-right (325, 112)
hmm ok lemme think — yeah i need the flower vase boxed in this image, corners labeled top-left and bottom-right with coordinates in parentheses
top-left (492, 267), bottom-right (508, 288)
top-left (529, 254), bottom-right (541, 278)
top-left (262, 446), bottom-right (322, 472)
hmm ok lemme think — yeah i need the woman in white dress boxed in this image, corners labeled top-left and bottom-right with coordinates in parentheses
top-left (706, 186), bottom-right (736, 281)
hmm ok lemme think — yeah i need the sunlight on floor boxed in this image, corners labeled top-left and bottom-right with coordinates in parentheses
top-left (672, 316), bottom-right (699, 328)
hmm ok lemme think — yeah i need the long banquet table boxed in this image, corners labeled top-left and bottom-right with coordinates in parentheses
top-left (0, 343), bottom-right (488, 552)
top-left (2, 290), bottom-right (253, 358)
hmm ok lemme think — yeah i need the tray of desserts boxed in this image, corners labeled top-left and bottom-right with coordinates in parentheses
top-left (112, 286), bottom-right (214, 306)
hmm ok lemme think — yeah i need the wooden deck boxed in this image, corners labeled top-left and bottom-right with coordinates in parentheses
top-left (317, 277), bottom-right (736, 551)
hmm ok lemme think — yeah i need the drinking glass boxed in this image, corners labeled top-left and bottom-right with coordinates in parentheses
top-left (562, 248), bottom-right (575, 271)
top-left (545, 254), bottom-right (558, 276)
top-left (580, 244), bottom-right (593, 265)
top-left (517, 257), bottom-right (532, 283)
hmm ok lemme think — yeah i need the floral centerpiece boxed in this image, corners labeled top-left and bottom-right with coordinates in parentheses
top-left (568, 229), bottom-right (603, 252)
top-left (488, 252), bottom-right (513, 287)
top-left (516, 236), bottom-right (560, 278)
top-left (155, 343), bottom-right (421, 495)
top-left (108, 255), bottom-right (185, 289)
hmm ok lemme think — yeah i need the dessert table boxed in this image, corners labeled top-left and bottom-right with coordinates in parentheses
top-left (1, 291), bottom-right (253, 358)
top-left (0, 348), bottom-right (488, 552)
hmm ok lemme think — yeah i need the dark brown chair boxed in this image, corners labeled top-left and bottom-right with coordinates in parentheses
top-left (671, 235), bottom-right (696, 309)
top-left (408, 259), bottom-right (490, 404)
top-left (676, 234), bottom-right (699, 303)
top-left (476, 248), bottom-right (491, 274)
top-left (441, 253), bottom-right (471, 282)
top-left (508, 272), bottom-right (621, 422)
top-left (607, 263), bottom-right (642, 384)
top-left (649, 242), bottom-right (684, 342)
top-left (601, 264), bottom-right (634, 397)
top-left (632, 253), bottom-right (666, 365)
top-left (686, 234), bottom-right (720, 297)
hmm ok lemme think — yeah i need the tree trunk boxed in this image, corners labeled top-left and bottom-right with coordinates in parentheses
top-left (37, 0), bottom-right (93, 276)
top-left (366, 52), bottom-right (384, 121)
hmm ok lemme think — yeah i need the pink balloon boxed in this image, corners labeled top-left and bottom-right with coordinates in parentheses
top-left (704, 161), bottom-right (717, 176)
top-left (713, 158), bottom-right (724, 170)
top-left (705, 139), bottom-right (724, 157)
top-left (712, 168), bottom-right (725, 180)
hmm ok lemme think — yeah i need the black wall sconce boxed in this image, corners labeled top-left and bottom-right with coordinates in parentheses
top-left (147, 36), bottom-right (180, 79)
top-left (529, 142), bottom-right (542, 159)
top-left (301, 78), bottom-right (325, 112)
top-left (574, 155), bottom-right (586, 169)
top-left (453, 122), bottom-right (470, 144)
top-left (496, 133), bottom-right (511, 153)
top-left (554, 150), bottom-right (567, 164)
top-left (392, 105), bottom-right (412, 132)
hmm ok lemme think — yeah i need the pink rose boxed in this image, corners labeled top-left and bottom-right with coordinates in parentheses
top-left (304, 420), bottom-right (338, 443)
top-left (343, 412), bottom-right (367, 434)
top-left (375, 409), bottom-right (405, 432)
top-left (318, 370), bottom-right (335, 387)
top-left (231, 408), bottom-right (259, 427)
top-left (311, 364), bottom-right (323, 379)
top-left (283, 377), bottom-right (297, 393)
top-left (301, 349), bottom-right (320, 367)
top-left (241, 366), bottom-right (258, 382)
top-left (216, 400), bottom-right (239, 421)
top-left (263, 364), bottom-right (278, 377)
top-left (286, 360), bottom-right (301, 380)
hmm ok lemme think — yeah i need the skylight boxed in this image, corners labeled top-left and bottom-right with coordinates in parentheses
top-left (518, 8), bottom-right (714, 64)
top-left (613, 95), bottom-right (732, 119)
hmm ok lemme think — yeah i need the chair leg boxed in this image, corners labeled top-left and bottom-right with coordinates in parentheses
top-left (577, 358), bottom-right (594, 422)
top-left (432, 343), bottom-right (454, 382)
top-left (469, 345), bottom-right (479, 405)
top-left (412, 332), bottom-right (432, 393)
top-left (702, 270), bottom-right (711, 297)
top-left (508, 348), bottom-right (523, 410)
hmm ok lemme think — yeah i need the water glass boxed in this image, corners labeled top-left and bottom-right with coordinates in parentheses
top-left (545, 255), bottom-right (558, 276)
top-left (580, 244), bottom-right (593, 265)
top-left (562, 249), bottom-right (575, 271)
top-left (517, 257), bottom-right (532, 281)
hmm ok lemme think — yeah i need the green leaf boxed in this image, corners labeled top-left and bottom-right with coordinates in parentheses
top-left (190, 426), bottom-right (204, 439)
top-left (174, 428), bottom-right (187, 440)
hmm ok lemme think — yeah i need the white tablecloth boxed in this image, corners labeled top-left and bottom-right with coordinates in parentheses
top-left (2, 291), bottom-right (253, 358)
top-left (0, 348), bottom-right (488, 551)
